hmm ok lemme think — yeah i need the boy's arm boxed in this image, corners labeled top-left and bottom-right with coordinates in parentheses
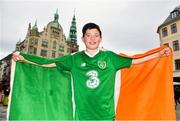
top-left (25, 59), bottom-right (56, 67)
top-left (12, 52), bottom-right (72, 69)
top-left (132, 47), bottom-right (170, 65)
top-left (12, 52), bottom-right (56, 67)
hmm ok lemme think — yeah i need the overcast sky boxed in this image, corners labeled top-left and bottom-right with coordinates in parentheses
top-left (0, 0), bottom-right (179, 59)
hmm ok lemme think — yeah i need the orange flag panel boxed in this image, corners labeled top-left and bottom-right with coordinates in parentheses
top-left (116, 46), bottom-right (176, 120)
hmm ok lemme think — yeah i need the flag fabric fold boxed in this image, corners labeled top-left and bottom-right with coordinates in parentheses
top-left (116, 46), bottom-right (176, 120)
top-left (8, 59), bottom-right (73, 120)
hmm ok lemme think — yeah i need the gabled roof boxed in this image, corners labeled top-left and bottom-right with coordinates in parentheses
top-left (163, 5), bottom-right (180, 24)
top-left (157, 5), bottom-right (180, 33)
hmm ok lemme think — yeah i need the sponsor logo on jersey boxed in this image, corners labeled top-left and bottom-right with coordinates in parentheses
top-left (80, 62), bottom-right (86, 67)
top-left (86, 70), bottom-right (100, 89)
top-left (97, 60), bottom-right (106, 69)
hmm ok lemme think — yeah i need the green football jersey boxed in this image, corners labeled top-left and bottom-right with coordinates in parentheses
top-left (55, 50), bottom-right (132, 120)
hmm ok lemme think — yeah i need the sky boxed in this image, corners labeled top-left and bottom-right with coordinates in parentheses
top-left (0, 0), bottom-right (179, 59)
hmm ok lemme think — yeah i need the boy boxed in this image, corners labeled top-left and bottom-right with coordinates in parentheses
top-left (13, 23), bottom-right (170, 120)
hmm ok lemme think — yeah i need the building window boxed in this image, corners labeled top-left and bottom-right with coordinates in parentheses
top-left (29, 47), bottom-right (37, 55)
top-left (52, 51), bottom-right (56, 58)
top-left (171, 23), bottom-right (177, 34)
top-left (173, 40), bottom-right (179, 51)
top-left (67, 48), bottom-right (71, 53)
top-left (59, 45), bottom-right (64, 52)
top-left (162, 27), bottom-right (168, 37)
top-left (30, 39), bottom-right (38, 45)
top-left (52, 29), bottom-right (60, 38)
top-left (42, 40), bottom-right (48, 48)
top-left (34, 39), bottom-right (38, 45)
top-left (171, 11), bottom-right (179, 19)
top-left (40, 49), bottom-right (47, 57)
top-left (53, 41), bottom-right (56, 49)
top-left (175, 59), bottom-right (180, 70)
top-left (53, 30), bottom-right (60, 35)
top-left (58, 53), bottom-right (64, 56)
top-left (171, 12), bottom-right (176, 18)
top-left (32, 48), bottom-right (37, 55)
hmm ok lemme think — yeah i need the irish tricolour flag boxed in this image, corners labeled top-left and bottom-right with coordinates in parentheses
top-left (7, 46), bottom-right (176, 120)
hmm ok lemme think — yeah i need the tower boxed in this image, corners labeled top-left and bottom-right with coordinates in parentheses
top-left (52, 9), bottom-right (60, 28)
top-left (31, 20), bottom-right (39, 36)
top-left (67, 11), bottom-right (79, 53)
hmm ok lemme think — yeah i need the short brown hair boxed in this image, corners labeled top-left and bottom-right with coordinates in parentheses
top-left (82, 23), bottom-right (102, 37)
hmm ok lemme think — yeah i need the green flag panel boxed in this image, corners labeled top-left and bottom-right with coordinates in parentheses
top-left (8, 61), bottom-right (73, 120)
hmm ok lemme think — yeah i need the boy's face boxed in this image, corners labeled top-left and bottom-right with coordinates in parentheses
top-left (82, 28), bottom-right (102, 50)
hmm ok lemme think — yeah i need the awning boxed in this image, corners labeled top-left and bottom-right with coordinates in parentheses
top-left (174, 82), bottom-right (180, 85)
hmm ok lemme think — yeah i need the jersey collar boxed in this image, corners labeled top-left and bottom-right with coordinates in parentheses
top-left (84, 48), bottom-right (100, 58)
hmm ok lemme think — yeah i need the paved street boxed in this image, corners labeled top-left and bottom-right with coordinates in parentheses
top-left (0, 103), bottom-right (180, 120)
top-left (176, 103), bottom-right (180, 120)
top-left (0, 104), bottom-right (7, 121)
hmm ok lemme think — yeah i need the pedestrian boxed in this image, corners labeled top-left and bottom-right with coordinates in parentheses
top-left (175, 85), bottom-right (180, 109)
top-left (0, 82), bottom-right (3, 104)
top-left (12, 22), bottom-right (170, 120)
top-left (3, 85), bottom-right (9, 106)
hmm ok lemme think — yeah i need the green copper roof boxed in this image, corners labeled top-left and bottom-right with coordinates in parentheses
top-left (52, 21), bottom-right (59, 28)
top-left (52, 9), bottom-right (60, 28)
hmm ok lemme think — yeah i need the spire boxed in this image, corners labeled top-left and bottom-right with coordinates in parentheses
top-left (35, 20), bottom-right (37, 26)
top-left (73, 8), bottom-right (76, 17)
top-left (31, 20), bottom-right (39, 36)
top-left (56, 8), bottom-right (58, 14)
top-left (26, 22), bottom-right (31, 37)
top-left (68, 10), bottom-right (77, 43)
top-left (28, 22), bottom-right (31, 30)
top-left (32, 20), bottom-right (38, 30)
top-left (52, 9), bottom-right (60, 28)
top-left (17, 38), bottom-right (21, 44)
top-left (54, 8), bottom-right (59, 21)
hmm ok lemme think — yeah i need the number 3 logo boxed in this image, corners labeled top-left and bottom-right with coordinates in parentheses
top-left (86, 70), bottom-right (100, 89)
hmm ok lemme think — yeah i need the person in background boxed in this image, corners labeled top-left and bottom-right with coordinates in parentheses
top-left (0, 82), bottom-right (3, 104)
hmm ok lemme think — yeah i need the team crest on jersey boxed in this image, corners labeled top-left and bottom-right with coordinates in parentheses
top-left (97, 61), bottom-right (106, 69)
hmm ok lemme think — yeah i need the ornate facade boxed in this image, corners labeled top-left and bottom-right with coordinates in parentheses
top-left (16, 10), bottom-right (79, 58)
top-left (157, 5), bottom-right (180, 82)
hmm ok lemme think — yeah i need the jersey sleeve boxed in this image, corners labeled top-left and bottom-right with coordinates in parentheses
top-left (54, 54), bottom-right (73, 71)
top-left (20, 53), bottom-right (54, 64)
top-left (20, 52), bottom-right (73, 71)
top-left (110, 51), bottom-right (132, 70)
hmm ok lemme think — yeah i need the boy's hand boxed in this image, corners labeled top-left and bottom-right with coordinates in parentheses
top-left (12, 52), bottom-right (25, 62)
top-left (159, 47), bottom-right (170, 57)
